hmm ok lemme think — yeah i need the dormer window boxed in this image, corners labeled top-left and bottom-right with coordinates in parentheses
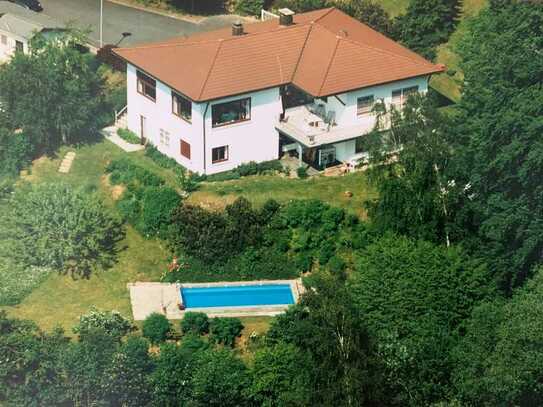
top-left (136, 70), bottom-right (156, 102)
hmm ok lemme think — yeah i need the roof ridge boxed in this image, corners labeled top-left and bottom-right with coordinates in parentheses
top-left (314, 10), bottom-right (435, 68)
top-left (318, 35), bottom-right (341, 95)
top-left (198, 40), bottom-right (223, 100)
top-left (290, 24), bottom-right (314, 83)
top-left (339, 34), bottom-right (436, 68)
top-left (118, 22), bottom-right (310, 52)
top-left (312, 7), bottom-right (336, 23)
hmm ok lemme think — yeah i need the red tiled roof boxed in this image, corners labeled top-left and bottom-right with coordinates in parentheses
top-left (114, 8), bottom-right (445, 102)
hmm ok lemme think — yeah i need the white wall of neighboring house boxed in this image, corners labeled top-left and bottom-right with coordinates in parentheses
top-left (0, 30), bottom-right (27, 63)
top-left (126, 62), bottom-right (429, 174)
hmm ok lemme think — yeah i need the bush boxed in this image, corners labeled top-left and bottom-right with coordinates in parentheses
top-left (205, 171), bottom-right (241, 182)
top-left (296, 166), bottom-right (308, 179)
top-left (209, 317), bottom-right (244, 347)
top-left (106, 157), bottom-right (164, 187)
top-left (234, 0), bottom-right (264, 16)
top-left (73, 307), bottom-right (134, 341)
top-left (204, 160), bottom-right (284, 182)
top-left (0, 183), bottom-right (124, 277)
top-left (181, 312), bottom-right (209, 335)
top-left (117, 128), bottom-right (140, 144)
top-left (327, 255), bottom-right (346, 274)
top-left (0, 258), bottom-right (50, 306)
top-left (139, 186), bottom-right (181, 238)
top-left (144, 145), bottom-right (180, 170)
top-left (142, 313), bottom-right (171, 344)
top-left (0, 128), bottom-right (33, 178)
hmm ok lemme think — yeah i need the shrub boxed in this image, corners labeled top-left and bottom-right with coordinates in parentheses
top-left (139, 186), bottom-right (181, 238)
top-left (144, 145), bottom-right (180, 170)
top-left (209, 317), bottom-right (244, 347)
top-left (234, 0), bottom-right (264, 16)
top-left (0, 183), bottom-right (124, 277)
top-left (142, 313), bottom-right (171, 344)
top-left (0, 128), bottom-right (33, 178)
top-left (296, 166), bottom-right (308, 179)
top-left (181, 312), bottom-right (209, 335)
top-left (73, 307), bottom-right (134, 341)
top-left (237, 161), bottom-right (259, 177)
top-left (117, 128), bottom-right (140, 144)
top-left (106, 157), bottom-right (164, 187)
top-left (328, 255), bottom-right (346, 274)
top-left (205, 171), bottom-right (241, 182)
top-left (0, 259), bottom-right (50, 306)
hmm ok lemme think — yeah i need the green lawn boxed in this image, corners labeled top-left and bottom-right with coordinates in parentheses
top-left (2, 139), bottom-right (374, 334)
top-left (189, 172), bottom-right (375, 218)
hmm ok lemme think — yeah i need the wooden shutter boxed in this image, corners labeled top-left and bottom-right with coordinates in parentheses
top-left (180, 139), bottom-right (191, 159)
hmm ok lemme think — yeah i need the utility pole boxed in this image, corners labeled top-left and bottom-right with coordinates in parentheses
top-left (100, 0), bottom-right (103, 48)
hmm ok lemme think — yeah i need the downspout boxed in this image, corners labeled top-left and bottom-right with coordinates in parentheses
top-left (202, 102), bottom-right (210, 174)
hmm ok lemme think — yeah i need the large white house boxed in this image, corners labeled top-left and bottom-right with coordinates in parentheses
top-left (115, 7), bottom-right (444, 175)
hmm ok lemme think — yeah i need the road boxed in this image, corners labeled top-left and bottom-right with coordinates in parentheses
top-left (39, 0), bottom-right (246, 47)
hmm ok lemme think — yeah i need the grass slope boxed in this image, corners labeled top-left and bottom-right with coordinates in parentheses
top-left (2, 139), bottom-right (374, 334)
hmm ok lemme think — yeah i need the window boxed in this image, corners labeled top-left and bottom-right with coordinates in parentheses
top-left (15, 40), bottom-right (23, 53)
top-left (137, 70), bottom-right (156, 101)
top-left (180, 139), bottom-right (191, 159)
top-left (159, 129), bottom-right (170, 147)
top-left (172, 92), bottom-right (192, 122)
top-left (1, 35), bottom-right (7, 45)
top-left (391, 86), bottom-right (419, 109)
top-left (355, 137), bottom-right (366, 154)
top-left (212, 98), bottom-right (250, 127)
top-left (357, 95), bottom-right (375, 116)
top-left (212, 146), bottom-right (228, 163)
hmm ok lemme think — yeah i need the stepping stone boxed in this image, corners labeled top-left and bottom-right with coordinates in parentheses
top-left (58, 152), bottom-right (76, 174)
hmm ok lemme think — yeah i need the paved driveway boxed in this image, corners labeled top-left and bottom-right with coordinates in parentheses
top-left (39, 0), bottom-right (249, 47)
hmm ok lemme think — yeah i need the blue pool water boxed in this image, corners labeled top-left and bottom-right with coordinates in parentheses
top-left (181, 284), bottom-right (295, 308)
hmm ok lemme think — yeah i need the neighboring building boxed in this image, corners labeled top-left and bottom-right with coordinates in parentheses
top-left (114, 8), bottom-right (445, 175)
top-left (0, 1), bottom-right (64, 62)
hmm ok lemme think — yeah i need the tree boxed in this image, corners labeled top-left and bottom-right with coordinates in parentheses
top-left (73, 307), bottom-right (134, 341)
top-left (102, 336), bottom-right (155, 407)
top-left (209, 317), bottom-right (244, 347)
top-left (62, 328), bottom-right (118, 406)
top-left (249, 342), bottom-right (313, 406)
top-left (0, 312), bottom-right (69, 406)
top-left (452, 0), bottom-right (543, 291)
top-left (0, 183), bottom-right (124, 277)
top-left (349, 234), bottom-right (493, 404)
top-left (180, 312), bottom-right (209, 335)
top-left (142, 313), bottom-right (171, 344)
top-left (392, 0), bottom-right (460, 59)
top-left (453, 267), bottom-right (543, 406)
top-left (268, 271), bottom-right (377, 406)
top-left (365, 94), bottom-right (459, 246)
top-left (0, 127), bottom-right (32, 178)
top-left (150, 340), bottom-right (206, 406)
top-left (190, 349), bottom-right (251, 406)
top-left (0, 30), bottom-right (104, 153)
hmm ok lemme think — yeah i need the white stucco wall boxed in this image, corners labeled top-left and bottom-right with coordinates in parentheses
top-left (203, 88), bottom-right (282, 175)
top-left (0, 30), bottom-right (27, 63)
top-left (127, 63), bottom-right (282, 175)
top-left (126, 62), bottom-right (429, 173)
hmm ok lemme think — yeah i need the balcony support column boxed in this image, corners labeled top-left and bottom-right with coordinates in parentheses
top-left (297, 143), bottom-right (303, 167)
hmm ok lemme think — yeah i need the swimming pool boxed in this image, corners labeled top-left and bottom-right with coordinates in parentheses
top-left (181, 284), bottom-right (295, 308)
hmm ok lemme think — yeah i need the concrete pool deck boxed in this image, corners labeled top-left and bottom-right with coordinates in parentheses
top-left (128, 279), bottom-right (304, 320)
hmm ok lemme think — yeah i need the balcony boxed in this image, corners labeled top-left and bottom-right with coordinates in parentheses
top-left (275, 104), bottom-right (376, 148)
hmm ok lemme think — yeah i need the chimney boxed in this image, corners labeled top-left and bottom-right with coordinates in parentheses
top-left (279, 8), bottom-right (295, 26)
top-left (232, 21), bottom-right (244, 36)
